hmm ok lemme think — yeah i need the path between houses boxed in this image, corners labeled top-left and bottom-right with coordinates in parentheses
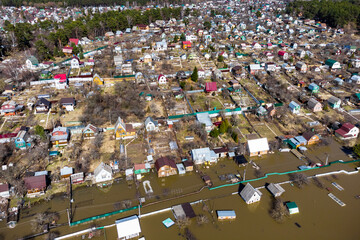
top-left (0, 118), bottom-right (7, 131)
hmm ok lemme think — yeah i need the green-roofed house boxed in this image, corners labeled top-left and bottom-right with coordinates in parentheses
top-left (26, 56), bottom-right (39, 70)
top-left (325, 59), bottom-right (341, 70)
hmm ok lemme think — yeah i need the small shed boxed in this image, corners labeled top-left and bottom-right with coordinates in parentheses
top-left (60, 166), bottom-right (73, 178)
top-left (217, 210), bottom-right (236, 220)
top-left (176, 163), bottom-right (186, 175)
top-left (266, 183), bottom-right (285, 197)
top-left (286, 202), bottom-right (299, 214)
top-left (183, 160), bottom-right (194, 172)
top-left (115, 215), bottom-right (141, 239)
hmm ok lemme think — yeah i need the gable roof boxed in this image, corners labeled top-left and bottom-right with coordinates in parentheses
top-left (36, 98), bottom-right (51, 107)
top-left (115, 215), bottom-right (141, 239)
top-left (205, 82), bottom-right (217, 92)
top-left (24, 175), bottom-right (46, 190)
top-left (94, 162), bottom-right (112, 177)
top-left (240, 183), bottom-right (262, 202)
top-left (155, 157), bottom-right (176, 171)
top-left (247, 138), bottom-right (269, 153)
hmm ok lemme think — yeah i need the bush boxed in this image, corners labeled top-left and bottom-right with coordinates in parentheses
top-left (210, 128), bottom-right (220, 138)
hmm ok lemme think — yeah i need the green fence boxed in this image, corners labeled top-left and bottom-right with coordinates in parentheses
top-left (70, 205), bottom-right (139, 226)
top-left (209, 159), bottom-right (360, 191)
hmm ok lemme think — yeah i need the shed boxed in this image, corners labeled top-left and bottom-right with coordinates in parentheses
top-left (286, 202), bottom-right (299, 214)
top-left (217, 210), bottom-right (236, 220)
top-left (60, 166), bottom-right (73, 178)
top-left (115, 215), bottom-right (141, 240)
top-left (176, 163), bottom-right (186, 175)
top-left (266, 183), bottom-right (285, 197)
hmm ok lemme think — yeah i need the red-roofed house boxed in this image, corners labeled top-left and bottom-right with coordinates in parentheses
top-left (182, 41), bottom-right (192, 49)
top-left (24, 175), bottom-right (47, 198)
top-left (69, 38), bottom-right (79, 46)
top-left (205, 82), bottom-right (217, 92)
top-left (54, 74), bottom-right (67, 89)
top-left (158, 74), bottom-right (168, 85)
top-left (335, 123), bottom-right (359, 140)
top-left (278, 51), bottom-right (289, 60)
top-left (62, 46), bottom-right (73, 55)
top-left (155, 157), bottom-right (177, 177)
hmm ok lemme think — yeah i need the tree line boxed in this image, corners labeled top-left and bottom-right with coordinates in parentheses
top-left (2, 7), bottom-right (182, 61)
top-left (286, 0), bottom-right (360, 29)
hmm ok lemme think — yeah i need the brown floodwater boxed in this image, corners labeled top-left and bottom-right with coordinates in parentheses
top-left (0, 139), bottom-right (359, 240)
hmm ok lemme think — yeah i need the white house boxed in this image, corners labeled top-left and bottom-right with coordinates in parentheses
top-left (335, 123), bottom-right (359, 140)
top-left (191, 147), bottom-right (218, 165)
top-left (240, 183), bottom-right (262, 204)
top-left (70, 57), bottom-right (81, 68)
top-left (158, 74), bottom-right (168, 84)
top-left (247, 138), bottom-right (269, 157)
top-left (144, 117), bottom-right (159, 132)
top-left (196, 112), bottom-right (213, 132)
top-left (94, 162), bottom-right (113, 183)
top-left (25, 56), bottom-right (39, 70)
top-left (155, 41), bottom-right (168, 51)
top-left (266, 183), bottom-right (285, 197)
top-left (115, 215), bottom-right (141, 240)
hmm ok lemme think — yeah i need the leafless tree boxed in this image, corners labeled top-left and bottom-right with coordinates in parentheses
top-left (269, 198), bottom-right (289, 222)
top-left (196, 214), bottom-right (209, 225)
top-left (289, 173), bottom-right (309, 188)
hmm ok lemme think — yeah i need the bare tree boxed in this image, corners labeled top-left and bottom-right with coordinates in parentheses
top-left (289, 173), bottom-right (309, 188)
top-left (269, 198), bottom-right (289, 222)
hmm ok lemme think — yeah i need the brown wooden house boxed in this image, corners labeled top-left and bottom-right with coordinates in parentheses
top-left (154, 157), bottom-right (177, 178)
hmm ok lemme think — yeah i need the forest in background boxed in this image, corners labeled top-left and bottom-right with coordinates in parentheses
top-left (286, 0), bottom-right (360, 29)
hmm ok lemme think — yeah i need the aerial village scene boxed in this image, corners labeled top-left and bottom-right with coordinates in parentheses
top-left (0, 0), bottom-right (359, 239)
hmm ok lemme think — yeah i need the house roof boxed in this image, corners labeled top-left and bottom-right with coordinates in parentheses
top-left (0, 183), bottom-right (9, 192)
top-left (328, 96), bottom-right (340, 104)
top-left (307, 98), bottom-right (320, 108)
top-left (83, 124), bottom-right (98, 133)
top-left (213, 147), bottom-right (229, 154)
top-left (60, 98), bottom-right (75, 105)
top-left (205, 82), bottom-right (217, 92)
top-left (69, 38), bottom-right (79, 45)
top-left (240, 183), bottom-right (262, 202)
top-left (155, 157), bottom-right (176, 171)
top-left (302, 132), bottom-right (316, 141)
top-left (36, 98), bottom-right (51, 107)
top-left (27, 56), bottom-right (39, 65)
top-left (247, 138), bottom-right (269, 153)
top-left (24, 175), bottom-right (46, 190)
top-left (335, 123), bottom-right (356, 137)
top-left (115, 215), bottom-right (141, 239)
top-left (145, 116), bottom-right (158, 127)
top-left (196, 112), bottom-right (212, 127)
top-left (267, 183), bottom-right (285, 196)
top-left (191, 147), bottom-right (212, 162)
top-left (60, 166), bottom-right (73, 176)
top-left (217, 210), bottom-right (236, 218)
top-left (94, 162), bottom-right (112, 177)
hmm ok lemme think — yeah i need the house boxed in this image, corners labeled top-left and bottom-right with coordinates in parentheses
top-left (145, 117), bottom-right (159, 132)
top-left (349, 75), bottom-right (360, 84)
top-left (82, 124), bottom-right (99, 139)
top-left (265, 62), bottom-right (277, 72)
top-left (24, 175), bottom-right (47, 198)
top-left (172, 202), bottom-right (196, 219)
top-left (70, 57), bottom-right (81, 68)
top-left (70, 172), bottom-right (84, 184)
top-left (234, 155), bottom-right (248, 166)
top-left (278, 51), bottom-right (289, 60)
top-left (335, 123), bottom-right (359, 140)
top-left (247, 138), bottom-right (269, 157)
top-left (213, 147), bottom-right (229, 158)
top-left (327, 96), bottom-right (341, 109)
top-left (351, 59), bottom-right (360, 68)
top-left (217, 210), bottom-right (236, 220)
top-left (62, 46), bottom-right (73, 55)
top-left (307, 98), bottom-right (322, 112)
top-left (158, 74), bottom-right (168, 85)
top-left (114, 117), bottom-right (136, 139)
top-left (182, 41), bottom-right (192, 49)
top-left (196, 113), bottom-right (213, 132)
top-left (286, 202), bottom-right (299, 214)
top-left (289, 101), bottom-right (301, 114)
top-left (15, 129), bottom-right (30, 149)
top-left (134, 163), bottom-right (150, 175)
top-left (176, 163), bottom-right (186, 175)
top-left (266, 183), bottom-right (285, 197)
top-left (0, 100), bottom-right (17, 115)
top-left (115, 215), bottom-right (141, 240)
top-left (302, 132), bottom-right (320, 145)
top-left (249, 64), bottom-right (262, 74)
top-left (94, 162), bottom-right (113, 183)
top-left (60, 98), bottom-right (76, 111)
top-left (143, 54), bottom-right (152, 63)
top-left (154, 157), bottom-right (177, 177)
top-left (295, 61), bottom-right (307, 73)
top-left (183, 160), bottom-right (194, 172)
top-left (50, 127), bottom-right (69, 146)
top-left (69, 38), bottom-right (79, 46)
top-left (60, 166), bottom-right (73, 178)
top-left (25, 56), bottom-right (39, 70)
top-left (205, 82), bottom-right (217, 92)
top-left (325, 59), bottom-right (341, 69)
top-left (154, 41), bottom-right (168, 51)
top-left (2, 85), bottom-right (15, 95)
top-left (35, 98), bottom-right (51, 114)
top-left (191, 147), bottom-right (218, 164)
top-left (308, 83), bottom-right (319, 93)
top-left (0, 184), bottom-right (10, 198)
top-left (288, 136), bottom-right (308, 149)
top-left (240, 183), bottom-right (262, 204)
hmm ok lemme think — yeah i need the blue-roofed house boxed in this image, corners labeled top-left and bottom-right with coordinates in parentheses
top-left (288, 136), bottom-right (307, 149)
top-left (15, 129), bottom-right (30, 149)
top-left (191, 147), bottom-right (218, 165)
top-left (308, 83), bottom-right (319, 93)
top-left (289, 101), bottom-right (301, 114)
top-left (217, 210), bottom-right (236, 220)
